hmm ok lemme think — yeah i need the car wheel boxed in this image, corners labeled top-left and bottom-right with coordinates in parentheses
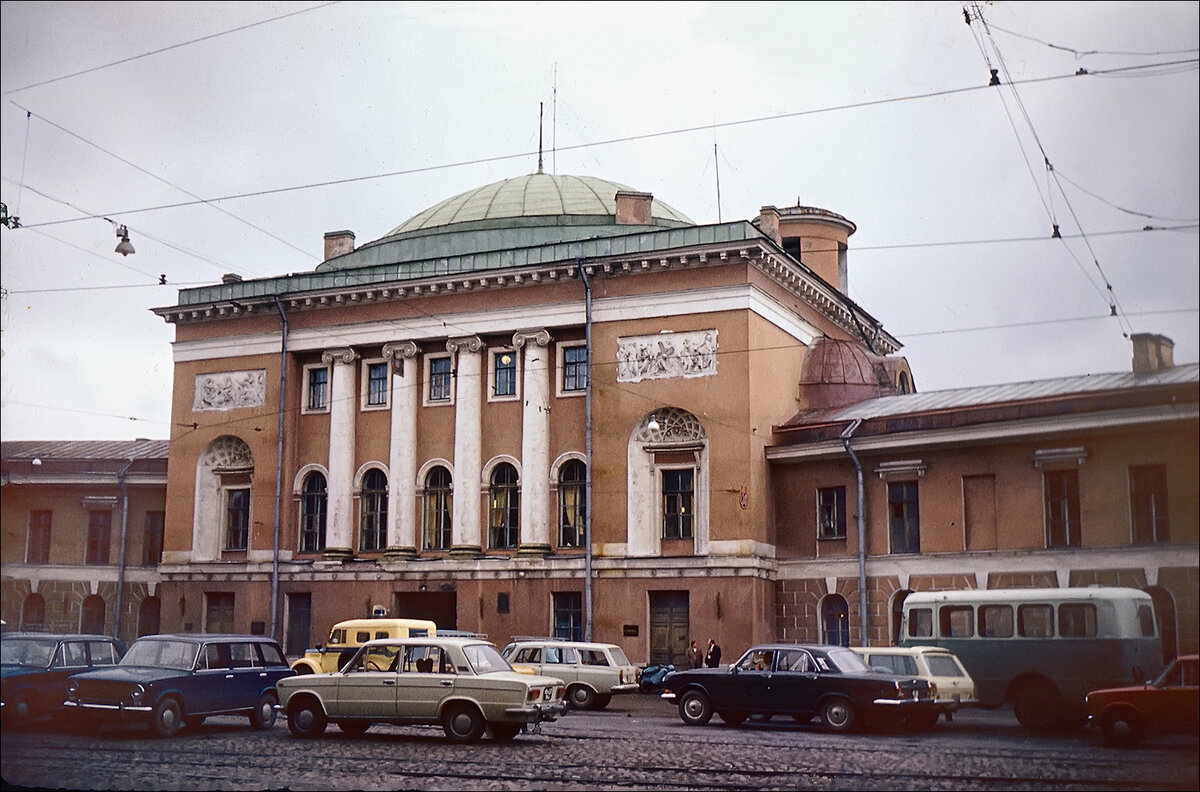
top-left (567, 685), bottom-right (597, 710)
top-left (337, 720), bottom-right (371, 737)
top-left (678, 689), bottom-right (713, 726)
top-left (821, 697), bottom-right (856, 733)
top-left (287, 696), bottom-right (327, 739)
top-left (442, 703), bottom-right (485, 743)
top-left (718, 710), bottom-right (747, 726)
top-left (150, 698), bottom-right (183, 738)
top-left (1013, 678), bottom-right (1062, 731)
top-left (249, 691), bottom-right (278, 730)
top-left (1101, 708), bottom-right (1144, 748)
top-left (488, 722), bottom-right (522, 742)
top-left (593, 693), bottom-right (613, 710)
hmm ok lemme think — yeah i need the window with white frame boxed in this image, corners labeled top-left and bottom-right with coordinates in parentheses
top-left (558, 460), bottom-right (586, 547)
top-left (303, 364), bottom-right (330, 413)
top-left (300, 471), bottom-right (327, 554)
top-left (423, 466), bottom-right (453, 550)
top-left (558, 342), bottom-right (588, 396)
top-left (817, 486), bottom-right (847, 539)
top-left (489, 462), bottom-right (520, 549)
top-left (362, 359), bottom-right (390, 410)
top-left (360, 468), bottom-right (388, 551)
top-left (426, 355), bottom-right (453, 404)
top-left (662, 468), bottom-right (694, 539)
top-left (489, 348), bottom-right (519, 401)
top-left (225, 486), bottom-right (250, 550)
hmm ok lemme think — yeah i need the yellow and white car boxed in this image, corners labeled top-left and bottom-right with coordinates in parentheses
top-left (290, 617), bottom-right (437, 675)
top-left (276, 637), bottom-right (566, 743)
top-left (852, 645), bottom-right (978, 723)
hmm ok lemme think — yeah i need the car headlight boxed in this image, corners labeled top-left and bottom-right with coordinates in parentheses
top-left (67, 680), bottom-right (79, 700)
top-left (130, 684), bottom-right (146, 704)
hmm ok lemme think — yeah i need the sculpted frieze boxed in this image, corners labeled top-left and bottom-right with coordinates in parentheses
top-left (193, 370), bottom-right (267, 411)
top-left (616, 330), bottom-right (718, 383)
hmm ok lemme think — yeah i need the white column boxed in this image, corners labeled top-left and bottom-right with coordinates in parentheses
top-left (514, 329), bottom-right (552, 555)
top-left (382, 341), bottom-right (420, 559)
top-left (447, 336), bottom-right (484, 556)
top-left (322, 347), bottom-right (358, 559)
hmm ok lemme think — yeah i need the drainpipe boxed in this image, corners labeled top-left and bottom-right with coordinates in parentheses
top-left (113, 457), bottom-right (135, 642)
top-left (840, 419), bottom-right (868, 646)
top-left (271, 296), bottom-right (288, 644)
top-left (576, 258), bottom-right (594, 642)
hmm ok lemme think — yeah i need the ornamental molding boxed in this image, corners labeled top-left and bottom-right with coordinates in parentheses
top-left (192, 369), bottom-right (267, 411)
top-left (446, 335), bottom-right (484, 354)
top-left (512, 328), bottom-right (552, 348)
top-left (382, 340), bottom-right (420, 375)
top-left (321, 347), bottom-right (358, 366)
top-left (617, 329), bottom-right (717, 383)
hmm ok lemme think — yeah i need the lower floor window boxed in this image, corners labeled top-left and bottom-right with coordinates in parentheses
top-left (552, 592), bottom-right (583, 641)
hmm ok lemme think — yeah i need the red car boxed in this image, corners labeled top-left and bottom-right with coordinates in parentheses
top-left (1085, 654), bottom-right (1198, 747)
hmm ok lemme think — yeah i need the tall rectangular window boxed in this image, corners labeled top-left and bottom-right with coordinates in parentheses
top-left (662, 469), bottom-right (694, 539)
top-left (226, 488), bottom-right (250, 550)
top-left (563, 345), bottom-right (588, 392)
top-left (205, 592), bottom-right (236, 633)
top-left (142, 511), bottom-right (164, 565)
top-left (493, 351), bottom-right (517, 397)
top-left (366, 362), bottom-right (389, 406)
top-left (307, 366), bottom-right (329, 411)
top-left (86, 510), bottom-right (112, 565)
top-left (1044, 469), bottom-right (1081, 547)
top-left (552, 592), bottom-right (583, 641)
top-left (429, 356), bottom-right (452, 402)
top-left (817, 486), bottom-right (846, 539)
top-left (888, 481), bottom-right (920, 554)
top-left (1130, 464), bottom-right (1169, 543)
top-left (28, 510), bottom-right (52, 564)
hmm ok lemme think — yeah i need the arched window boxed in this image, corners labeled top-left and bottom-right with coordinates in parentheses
top-left (300, 471), bottom-right (327, 554)
top-left (360, 469), bottom-right (388, 552)
top-left (138, 596), bottom-right (161, 637)
top-left (81, 595), bottom-right (106, 635)
top-left (424, 467), bottom-right (452, 551)
top-left (559, 460), bottom-right (587, 547)
top-left (21, 594), bottom-right (45, 631)
top-left (489, 463), bottom-right (520, 549)
top-left (194, 435), bottom-right (254, 561)
top-left (822, 594), bottom-right (851, 648)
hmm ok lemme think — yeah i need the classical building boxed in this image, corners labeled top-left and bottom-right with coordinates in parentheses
top-left (148, 171), bottom-right (911, 662)
top-left (768, 333), bottom-right (1199, 658)
top-left (1, 440), bottom-right (168, 642)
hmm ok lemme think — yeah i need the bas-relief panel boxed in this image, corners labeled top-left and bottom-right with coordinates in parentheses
top-left (616, 329), bottom-right (718, 383)
top-left (192, 370), bottom-right (267, 411)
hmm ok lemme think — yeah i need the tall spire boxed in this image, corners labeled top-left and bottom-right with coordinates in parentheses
top-left (537, 102), bottom-right (544, 175)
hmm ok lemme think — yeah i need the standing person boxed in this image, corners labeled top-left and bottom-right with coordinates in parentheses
top-left (704, 638), bottom-right (722, 668)
top-left (685, 640), bottom-right (702, 669)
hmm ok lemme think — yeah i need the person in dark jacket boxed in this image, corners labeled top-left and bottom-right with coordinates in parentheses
top-left (704, 638), bottom-right (722, 668)
top-left (685, 640), bottom-right (702, 669)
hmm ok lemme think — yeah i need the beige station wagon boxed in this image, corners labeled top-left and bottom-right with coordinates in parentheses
top-left (852, 645), bottom-right (978, 722)
top-left (500, 639), bottom-right (639, 710)
top-left (290, 617), bottom-right (437, 675)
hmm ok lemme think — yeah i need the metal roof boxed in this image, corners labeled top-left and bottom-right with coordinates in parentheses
top-left (1, 439), bottom-right (169, 462)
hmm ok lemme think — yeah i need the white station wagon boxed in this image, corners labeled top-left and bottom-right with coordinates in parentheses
top-left (501, 639), bottom-right (639, 710)
top-left (275, 637), bottom-right (567, 743)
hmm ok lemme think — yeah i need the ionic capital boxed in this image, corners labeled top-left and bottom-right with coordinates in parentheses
top-left (446, 335), bottom-right (484, 355)
top-left (513, 328), bottom-right (552, 349)
top-left (321, 347), bottom-right (358, 366)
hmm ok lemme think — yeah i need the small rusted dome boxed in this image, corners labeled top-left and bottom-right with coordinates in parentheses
top-left (798, 338), bottom-right (913, 411)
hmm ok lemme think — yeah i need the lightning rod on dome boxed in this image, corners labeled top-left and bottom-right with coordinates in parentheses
top-left (537, 102), bottom-right (544, 175)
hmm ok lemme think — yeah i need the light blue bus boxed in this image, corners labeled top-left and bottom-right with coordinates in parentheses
top-left (899, 587), bottom-right (1162, 730)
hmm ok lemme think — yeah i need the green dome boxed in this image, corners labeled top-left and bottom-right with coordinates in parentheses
top-left (386, 172), bottom-right (692, 237)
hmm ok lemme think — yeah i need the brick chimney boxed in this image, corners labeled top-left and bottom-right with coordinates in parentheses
top-left (615, 191), bottom-right (653, 225)
top-left (1131, 333), bottom-right (1175, 374)
top-left (756, 206), bottom-right (782, 245)
top-left (324, 230), bottom-right (356, 261)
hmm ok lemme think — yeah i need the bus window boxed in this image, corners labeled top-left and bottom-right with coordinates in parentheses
top-left (940, 605), bottom-right (974, 638)
top-left (979, 604), bottom-right (1014, 637)
top-left (1058, 603), bottom-right (1097, 637)
top-left (1137, 604), bottom-right (1156, 637)
top-left (1018, 604), bottom-right (1053, 637)
top-left (908, 607), bottom-right (933, 638)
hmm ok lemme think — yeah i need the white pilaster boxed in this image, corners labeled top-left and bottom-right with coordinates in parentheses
top-left (514, 329), bottom-right (552, 555)
top-left (382, 341), bottom-right (421, 558)
top-left (448, 336), bottom-right (484, 556)
top-left (322, 347), bottom-right (358, 559)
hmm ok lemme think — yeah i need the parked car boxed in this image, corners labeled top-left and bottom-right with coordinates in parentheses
top-left (290, 617), bottom-right (438, 675)
top-left (500, 638), bottom-right (639, 710)
top-left (1085, 653), bottom-right (1199, 747)
top-left (1, 632), bottom-right (124, 729)
top-left (63, 633), bottom-right (294, 737)
top-left (638, 663), bottom-right (676, 694)
top-left (275, 636), bottom-right (567, 743)
top-left (661, 643), bottom-right (938, 732)
top-left (852, 645), bottom-right (977, 720)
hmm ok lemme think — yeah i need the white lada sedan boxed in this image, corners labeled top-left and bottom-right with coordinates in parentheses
top-left (275, 637), bottom-right (567, 743)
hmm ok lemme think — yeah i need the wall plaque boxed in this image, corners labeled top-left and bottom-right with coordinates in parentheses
top-left (193, 369), bottom-right (267, 411)
top-left (616, 329), bottom-right (718, 383)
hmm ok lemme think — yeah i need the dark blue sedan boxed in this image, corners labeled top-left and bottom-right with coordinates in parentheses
top-left (63, 633), bottom-right (294, 737)
top-left (2, 632), bottom-right (124, 729)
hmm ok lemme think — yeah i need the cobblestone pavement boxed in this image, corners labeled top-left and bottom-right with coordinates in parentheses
top-left (3, 693), bottom-right (1197, 791)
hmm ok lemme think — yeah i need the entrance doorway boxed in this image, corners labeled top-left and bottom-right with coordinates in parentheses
top-left (649, 591), bottom-right (689, 666)
top-left (286, 592), bottom-right (312, 657)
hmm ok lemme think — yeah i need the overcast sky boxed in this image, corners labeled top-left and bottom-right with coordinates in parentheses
top-left (2, 1), bottom-right (1197, 442)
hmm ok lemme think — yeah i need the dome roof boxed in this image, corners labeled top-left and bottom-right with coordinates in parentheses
top-left (797, 338), bottom-right (912, 412)
top-left (385, 172), bottom-right (692, 237)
